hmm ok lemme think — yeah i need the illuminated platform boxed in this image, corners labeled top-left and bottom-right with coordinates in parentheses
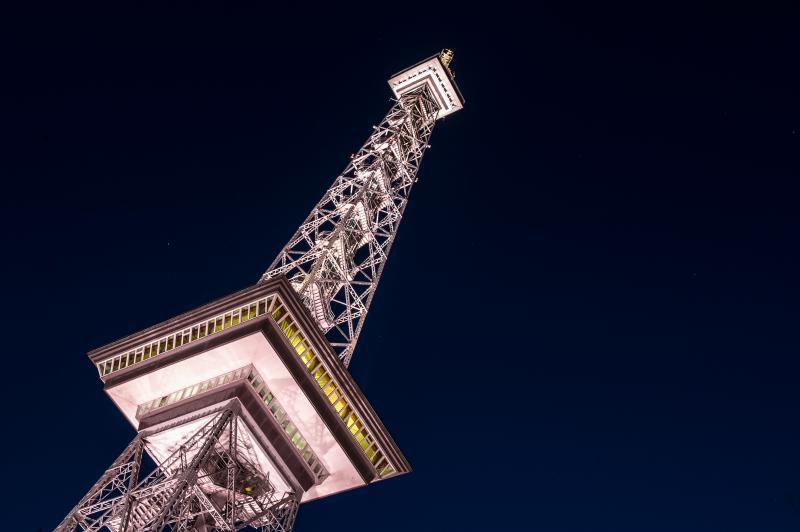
top-left (388, 51), bottom-right (464, 118)
top-left (88, 277), bottom-right (410, 504)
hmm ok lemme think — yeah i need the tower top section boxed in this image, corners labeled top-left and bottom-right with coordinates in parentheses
top-left (388, 49), bottom-right (464, 119)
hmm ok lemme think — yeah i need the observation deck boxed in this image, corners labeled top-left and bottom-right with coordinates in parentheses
top-left (88, 276), bottom-right (410, 503)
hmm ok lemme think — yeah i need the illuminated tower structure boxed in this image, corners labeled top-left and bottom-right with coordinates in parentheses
top-left (57, 50), bottom-right (463, 532)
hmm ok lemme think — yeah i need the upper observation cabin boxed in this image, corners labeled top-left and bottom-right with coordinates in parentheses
top-left (388, 49), bottom-right (465, 119)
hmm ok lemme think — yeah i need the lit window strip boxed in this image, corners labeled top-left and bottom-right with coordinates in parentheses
top-left (136, 365), bottom-right (329, 483)
top-left (269, 301), bottom-right (396, 478)
top-left (96, 295), bottom-right (277, 377)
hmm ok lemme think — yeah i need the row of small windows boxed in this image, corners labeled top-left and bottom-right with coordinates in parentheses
top-left (246, 371), bottom-right (328, 482)
top-left (136, 365), bottom-right (329, 483)
top-left (97, 296), bottom-right (275, 376)
top-left (271, 302), bottom-right (396, 478)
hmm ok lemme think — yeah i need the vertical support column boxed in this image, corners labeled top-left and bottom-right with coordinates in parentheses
top-left (149, 408), bottom-right (234, 530)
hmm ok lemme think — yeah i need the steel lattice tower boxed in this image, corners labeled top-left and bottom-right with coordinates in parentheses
top-left (58, 50), bottom-right (463, 532)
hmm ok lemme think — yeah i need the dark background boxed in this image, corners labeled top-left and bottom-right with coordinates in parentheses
top-left (2, 3), bottom-right (800, 531)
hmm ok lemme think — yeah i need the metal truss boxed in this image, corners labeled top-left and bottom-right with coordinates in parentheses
top-left (260, 87), bottom-right (440, 366)
top-left (56, 405), bottom-right (299, 532)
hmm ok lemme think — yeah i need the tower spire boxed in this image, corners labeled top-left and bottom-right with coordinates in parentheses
top-left (261, 51), bottom-right (463, 366)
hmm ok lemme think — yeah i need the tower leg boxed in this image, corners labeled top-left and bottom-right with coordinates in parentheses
top-left (55, 404), bottom-right (301, 531)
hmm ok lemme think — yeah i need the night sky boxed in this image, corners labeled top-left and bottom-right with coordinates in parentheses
top-left (3, 4), bottom-right (800, 531)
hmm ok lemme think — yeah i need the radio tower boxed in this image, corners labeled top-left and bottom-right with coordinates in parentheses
top-left (57, 50), bottom-right (463, 532)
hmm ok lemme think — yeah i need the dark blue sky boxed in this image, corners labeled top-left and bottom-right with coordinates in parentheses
top-left (3, 3), bottom-right (800, 531)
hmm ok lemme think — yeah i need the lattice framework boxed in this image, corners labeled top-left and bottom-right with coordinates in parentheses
top-left (57, 405), bottom-right (299, 532)
top-left (260, 87), bottom-right (439, 366)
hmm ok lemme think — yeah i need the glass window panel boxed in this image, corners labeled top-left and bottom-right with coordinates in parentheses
top-left (305, 354), bottom-right (318, 369)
